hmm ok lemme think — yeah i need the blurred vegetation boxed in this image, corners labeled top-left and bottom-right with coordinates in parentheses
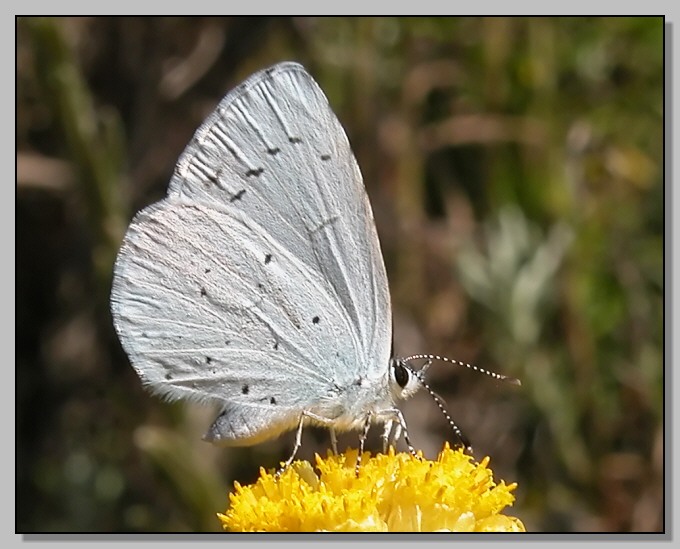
top-left (16, 17), bottom-right (663, 533)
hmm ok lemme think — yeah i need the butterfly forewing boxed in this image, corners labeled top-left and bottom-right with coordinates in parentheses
top-left (167, 63), bottom-right (391, 368)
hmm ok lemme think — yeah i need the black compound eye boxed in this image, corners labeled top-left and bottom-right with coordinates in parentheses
top-left (394, 361), bottom-right (410, 388)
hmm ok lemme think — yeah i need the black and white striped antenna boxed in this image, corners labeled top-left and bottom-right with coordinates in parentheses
top-left (404, 353), bottom-right (521, 385)
top-left (403, 354), bottom-right (520, 451)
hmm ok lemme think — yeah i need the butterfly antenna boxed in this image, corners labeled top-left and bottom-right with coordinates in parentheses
top-left (404, 354), bottom-right (521, 386)
top-left (409, 366), bottom-right (472, 451)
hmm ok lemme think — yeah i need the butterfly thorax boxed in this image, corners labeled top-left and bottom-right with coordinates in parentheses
top-left (305, 358), bottom-right (423, 432)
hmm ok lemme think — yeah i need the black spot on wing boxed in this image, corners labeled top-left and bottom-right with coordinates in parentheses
top-left (245, 167), bottom-right (264, 177)
top-left (242, 384), bottom-right (249, 395)
top-left (320, 154), bottom-right (331, 161)
top-left (200, 287), bottom-right (207, 297)
top-left (312, 315), bottom-right (320, 324)
top-left (230, 189), bottom-right (246, 202)
top-left (264, 253), bottom-right (272, 265)
top-left (289, 136), bottom-right (302, 144)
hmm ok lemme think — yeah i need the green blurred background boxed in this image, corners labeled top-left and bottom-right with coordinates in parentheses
top-left (16, 17), bottom-right (663, 533)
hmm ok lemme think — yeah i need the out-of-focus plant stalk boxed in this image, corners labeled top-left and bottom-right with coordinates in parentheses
top-left (24, 17), bottom-right (127, 291)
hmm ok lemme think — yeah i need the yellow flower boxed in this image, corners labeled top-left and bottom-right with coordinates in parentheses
top-left (218, 443), bottom-right (525, 532)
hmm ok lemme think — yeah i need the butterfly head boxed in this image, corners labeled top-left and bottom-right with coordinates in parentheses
top-left (388, 358), bottom-right (422, 401)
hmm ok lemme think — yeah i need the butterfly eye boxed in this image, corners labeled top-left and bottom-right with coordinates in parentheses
top-left (394, 361), bottom-right (410, 388)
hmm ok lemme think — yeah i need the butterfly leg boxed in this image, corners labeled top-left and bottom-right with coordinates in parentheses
top-left (355, 412), bottom-right (373, 477)
top-left (381, 417), bottom-right (406, 453)
top-left (391, 421), bottom-right (403, 447)
top-left (276, 410), bottom-right (338, 477)
top-left (375, 407), bottom-right (419, 460)
top-left (381, 419), bottom-right (393, 454)
top-left (276, 414), bottom-right (306, 477)
top-left (330, 427), bottom-right (338, 455)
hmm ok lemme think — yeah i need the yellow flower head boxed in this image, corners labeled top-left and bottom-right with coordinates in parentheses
top-left (219, 443), bottom-right (525, 532)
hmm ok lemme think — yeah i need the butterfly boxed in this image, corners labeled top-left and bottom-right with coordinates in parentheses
top-left (110, 62), bottom-right (519, 474)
